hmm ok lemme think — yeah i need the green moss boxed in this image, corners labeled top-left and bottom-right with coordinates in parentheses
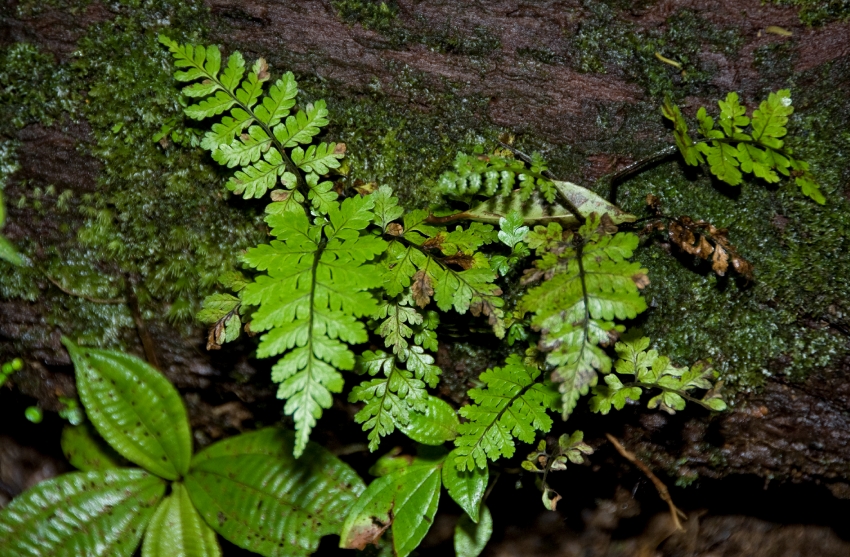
top-left (611, 75), bottom-right (850, 391)
top-left (295, 66), bottom-right (506, 207)
top-left (569, 5), bottom-right (743, 98)
top-left (14, 0), bottom-right (91, 17)
top-left (330, 0), bottom-right (500, 56)
top-left (771, 0), bottom-right (850, 25)
top-left (0, 43), bottom-right (76, 130)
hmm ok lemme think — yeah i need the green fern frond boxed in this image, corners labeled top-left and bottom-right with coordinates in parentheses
top-left (437, 149), bottom-right (556, 203)
top-left (239, 196), bottom-right (387, 456)
top-left (160, 36), bottom-right (341, 205)
top-left (589, 336), bottom-right (727, 414)
top-left (379, 200), bottom-right (505, 336)
top-left (663, 90), bottom-right (825, 204)
top-left (453, 355), bottom-right (559, 471)
top-left (518, 215), bottom-right (648, 419)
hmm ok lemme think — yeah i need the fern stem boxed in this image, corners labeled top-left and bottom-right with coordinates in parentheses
top-left (573, 235), bottom-right (592, 372)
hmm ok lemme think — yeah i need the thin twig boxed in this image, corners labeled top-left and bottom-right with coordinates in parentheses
top-left (126, 280), bottom-right (161, 370)
top-left (606, 433), bottom-right (686, 531)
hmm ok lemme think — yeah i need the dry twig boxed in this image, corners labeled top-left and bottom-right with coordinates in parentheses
top-left (606, 433), bottom-right (686, 531)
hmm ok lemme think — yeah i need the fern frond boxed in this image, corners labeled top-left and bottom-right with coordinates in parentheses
top-left (518, 215), bottom-right (648, 418)
top-left (239, 196), bottom-right (387, 456)
top-left (589, 336), bottom-right (727, 414)
top-left (160, 37), bottom-right (341, 205)
top-left (350, 296), bottom-right (442, 450)
top-left (664, 90), bottom-right (825, 204)
top-left (436, 149), bottom-right (554, 203)
top-left (378, 201), bottom-right (505, 336)
top-left (453, 355), bottom-right (559, 471)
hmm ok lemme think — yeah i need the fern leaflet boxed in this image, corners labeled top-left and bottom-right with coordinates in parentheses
top-left (240, 196), bottom-right (387, 455)
top-left (349, 299), bottom-right (442, 450)
top-left (663, 90), bottom-right (825, 204)
top-left (518, 215), bottom-right (648, 419)
top-left (453, 355), bottom-right (559, 471)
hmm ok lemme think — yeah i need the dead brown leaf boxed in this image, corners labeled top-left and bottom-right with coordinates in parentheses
top-left (411, 270), bottom-right (434, 308)
top-left (442, 252), bottom-right (475, 270)
top-left (255, 58), bottom-right (270, 81)
top-left (422, 233), bottom-right (445, 251)
top-left (270, 190), bottom-right (290, 202)
top-left (712, 243), bottom-right (729, 275)
top-left (386, 222), bottom-right (404, 236)
top-left (632, 273), bottom-right (650, 289)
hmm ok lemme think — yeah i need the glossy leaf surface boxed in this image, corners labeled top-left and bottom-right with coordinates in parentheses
top-left (340, 461), bottom-right (442, 557)
top-left (61, 422), bottom-right (126, 471)
top-left (142, 483), bottom-right (221, 557)
top-left (398, 395), bottom-right (459, 445)
top-left (465, 181), bottom-right (635, 227)
top-left (443, 450), bottom-right (488, 522)
top-left (0, 469), bottom-right (165, 557)
top-left (185, 428), bottom-right (364, 557)
top-left (454, 505), bottom-right (493, 557)
top-left (63, 338), bottom-right (192, 480)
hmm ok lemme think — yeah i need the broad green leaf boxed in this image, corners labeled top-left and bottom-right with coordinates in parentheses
top-left (142, 483), bottom-right (221, 557)
top-left (454, 505), bottom-right (493, 557)
top-left (62, 338), bottom-right (192, 480)
top-left (340, 462), bottom-right (442, 557)
top-left (61, 422), bottom-right (126, 471)
top-left (0, 468), bottom-right (165, 557)
top-left (399, 395), bottom-right (459, 445)
top-left (442, 450), bottom-right (488, 522)
top-left (465, 181), bottom-right (635, 227)
top-left (185, 428), bottom-right (364, 557)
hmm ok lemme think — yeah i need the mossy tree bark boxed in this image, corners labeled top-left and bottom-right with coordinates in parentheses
top-left (1, 0), bottom-right (850, 497)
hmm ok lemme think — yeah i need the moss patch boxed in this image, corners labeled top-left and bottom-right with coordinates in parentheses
top-left (771, 0), bottom-right (850, 25)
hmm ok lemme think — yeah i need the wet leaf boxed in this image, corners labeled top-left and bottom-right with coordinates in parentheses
top-left (62, 338), bottom-right (192, 480)
top-left (0, 469), bottom-right (165, 557)
top-left (443, 450), bottom-right (488, 522)
top-left (341, 460), bottom-right (443, 557)
top-left (142, 483), bottom-right (221, 557)
top-left (454, 505), bottom-right (492, 557)
top-left (399, 395), bottom-right (459, 445)
top-left (186, 428), bottom-right (364, 557)
top-left (61, 422), bottom-right (127, 472)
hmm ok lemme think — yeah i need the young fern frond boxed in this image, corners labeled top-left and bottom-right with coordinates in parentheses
top-left (453, 355), bottom-right (560, 471)
top-left (663, 90), bottom-right (825, 204)
top-left (518, 215), bottom-right (649, 419)
top-left (159, 36), bottom-right (343, 203)
top-left (350, 299), bottom-right (441, 450)
top-left (589, 336), bottom-right (727, 414)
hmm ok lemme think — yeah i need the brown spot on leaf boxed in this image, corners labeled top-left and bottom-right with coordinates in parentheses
top-left (344, 516), bottom-right (392, 550)
top-left (442, 252), bottom-right (475, 270)
top-left (411, 270), bottom-right (434, 308)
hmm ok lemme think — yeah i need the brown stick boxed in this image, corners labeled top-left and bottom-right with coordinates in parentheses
top-left (606, 433), bottom-right (686, 531)
top-left (126, 282), bottom-right (161, 370)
